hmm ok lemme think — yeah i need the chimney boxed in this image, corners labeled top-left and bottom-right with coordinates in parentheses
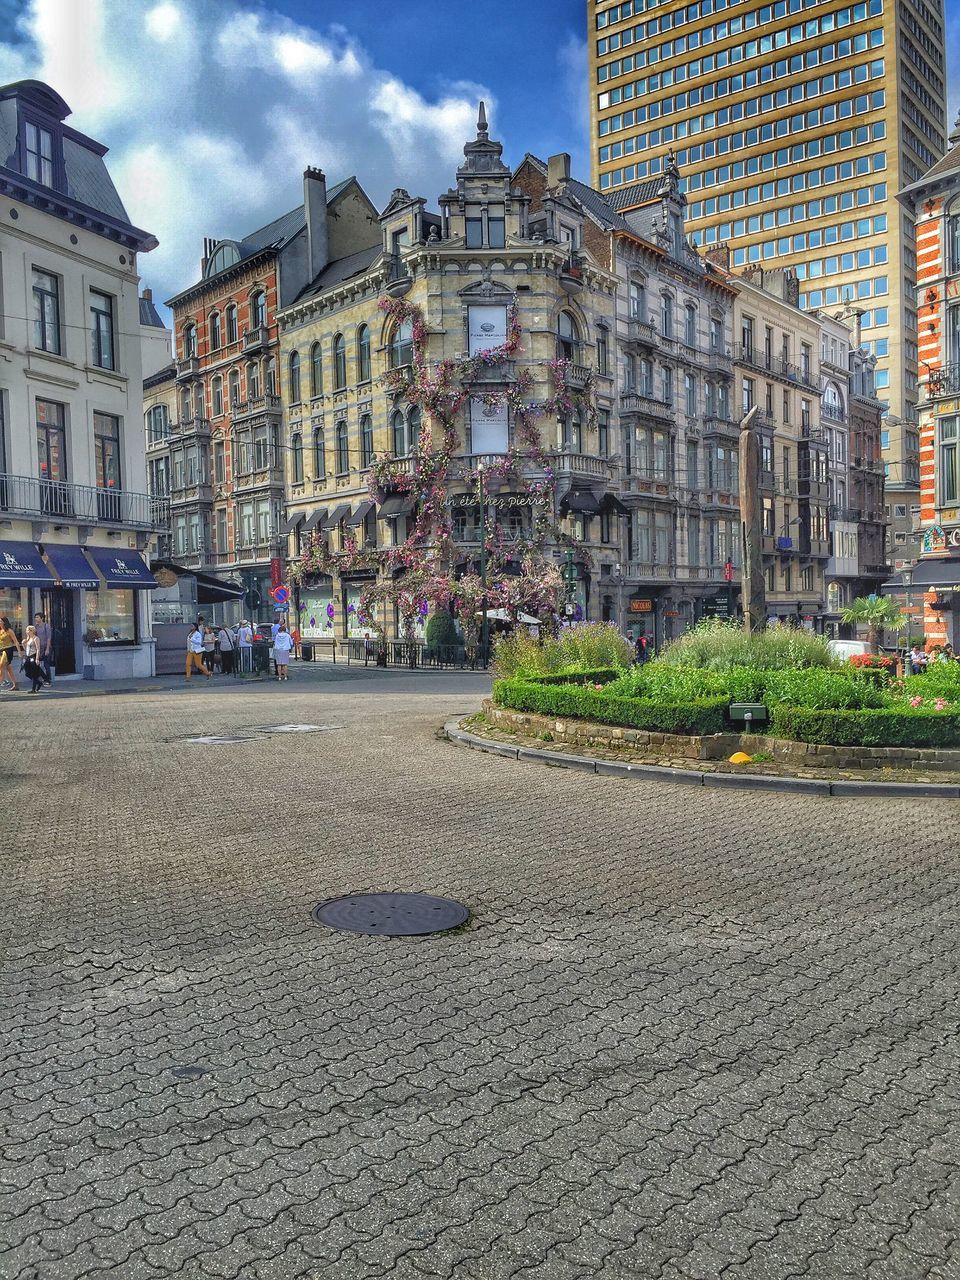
top-left (304, 167), bottom-right (329, 282)
top-left (704, 243), bottom-right (730, 270)
top-left (851, 308), bottom-right (864, 347)
top-left (200, 236), bottom-right (216, 274)
top-left (547, 153), bottom-right (571, 188)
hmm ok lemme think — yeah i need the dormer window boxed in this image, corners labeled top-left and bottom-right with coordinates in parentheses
top-left (465, 205), bottom-right (483, 249)
top-left (488, 205), bottom-right (505, 249)
top-left (25, 121), bottom-right (54, 186)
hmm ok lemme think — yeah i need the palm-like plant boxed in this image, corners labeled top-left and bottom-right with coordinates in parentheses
top-left (839, 596), bottom-right (906, 653)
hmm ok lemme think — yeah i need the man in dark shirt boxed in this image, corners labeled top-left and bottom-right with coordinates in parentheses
top-left (34, 612), bottom-right (52, 685)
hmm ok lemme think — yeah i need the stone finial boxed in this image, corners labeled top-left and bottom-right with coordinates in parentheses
top-left (477, 100), bottom-right (488, 139)
top-left (950, 111), bottom-right (960, 147)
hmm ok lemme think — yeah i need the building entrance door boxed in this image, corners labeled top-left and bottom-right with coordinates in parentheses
top-left (40, 587), bottom-right (76, 675)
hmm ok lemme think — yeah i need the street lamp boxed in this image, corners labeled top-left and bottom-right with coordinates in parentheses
top-left (902, 562), bottom-right (914, 661)
top-left (477, 462), bottom-right (489, 667)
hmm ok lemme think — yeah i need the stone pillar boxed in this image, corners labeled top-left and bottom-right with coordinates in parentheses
top-left (738, 405), bottom-right (765, 634)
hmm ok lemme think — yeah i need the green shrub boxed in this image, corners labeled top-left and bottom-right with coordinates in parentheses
top-left (905, 666), bottom-right (960, 698)
top-left (493, 623), bottom-right (633, 678)
top-left (425, 609), bottom-right (460, 657)
top-left (770, 704), bottom-right (960, 748)
top-left (605, 663), bottom-right (886, 710)
top-left (524, 668), bottom-right (620, 686)
top-left (493, 677), bottom-right (728, 736)
top-left (659, 619), bottom-right (834, 671)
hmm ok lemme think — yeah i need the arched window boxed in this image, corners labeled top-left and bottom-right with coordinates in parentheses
top-left (247, 359), bottom-right (260, 400)
top-left (557, 311), bottom-right (578, 361)
top-left (333, 334), bottom-right (347, 389)
top-left (212, 375), bottom-right (223, 417)
top-left (360, 414), bottom-right (374, 467)
top-left (391, 409), bottom-right (407, 456)
top-left (225, 304), bottom-right (238, 345)
top-left (250, 289), bottom-right (266, 331)
top-left (264, 356), bottom-right (276, 396)
top-left (291, 433), bottom-right (304, 484)
top-left (660, 293), bottom-right (673, 338)
top-left (228, 368), bottom-right (240, 407)
top-left (289, 351), bottom-right (301, 404)
top-left (823, 382), bottom-right (843, 420)
top-left (335, 419), bottom-right (349, 474)
top-left (313, 425), bottom-right (326, 478)
top-left (408, 407), bottom-right (421, 455)
top-left (684, 304), bottom-right (697, 347)
top-left (146, 404), bottom-right (169, 441)
top-left (310, 342), bottom-right (323, 397)
top-left (629, 280), bottom-right (646, 321)
top-left (209, 311), bottom-right (221, 351)
top-left (357, 325), bottom-right (371, 382)
top-left (389, 320), bottom-right (413, 369)
top-left (183, 323), bottom-right (196, 359)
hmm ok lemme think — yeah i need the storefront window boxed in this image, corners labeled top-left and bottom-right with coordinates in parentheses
top-left (85, 589), bottom-right (137, 644)
top-left (0, 589), bottom-right (24, 634)
top-left (300, 586), bottom-right (333, 639)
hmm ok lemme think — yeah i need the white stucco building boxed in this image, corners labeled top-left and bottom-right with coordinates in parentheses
top-left (0, 79), bottom-right (163, 678)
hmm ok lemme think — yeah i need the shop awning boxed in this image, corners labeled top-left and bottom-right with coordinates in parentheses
top-left (323, 503), bottom-right (352, 529)
top-left (85, 547), bottom-right (158, 589)
top-left (345, 500), bottom-right (375, 527)
top-left (281, 511), bottom-right (305, 534)
top-left (301, 508), bottom-right (327, 533)
top-left (377, 495), bottom-right (414, 519)
top-left (908, 558), bottom-right (960, 588)
top-left (0, 540), bottom-right (56, 587)
top-left (42, 542), bottom-right (99, 589)
top-left (601, 492), bottom-right (630, 516)
top-left (561, 487), bottom-right (601, 515)
top-left (195, 571), bottom-right (245, 604)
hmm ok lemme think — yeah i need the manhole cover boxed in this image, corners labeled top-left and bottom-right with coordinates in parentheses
top-left (184, 734), bottom-right (261, 745)
top-left (312, 892), bottom-right (470, 937)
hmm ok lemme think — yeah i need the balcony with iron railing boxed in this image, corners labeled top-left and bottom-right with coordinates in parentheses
top-left (734, 345), bottom-right (818, 390)
top-left (927, 364), bottom-right (960, 398)
top-left (829, 504), bottom-right (862, 523)
top-left (0, 472), bottom-right (168, 529)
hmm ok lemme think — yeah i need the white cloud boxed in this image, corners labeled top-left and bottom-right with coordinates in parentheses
top-left (6, 0), bottom-right (495, 309)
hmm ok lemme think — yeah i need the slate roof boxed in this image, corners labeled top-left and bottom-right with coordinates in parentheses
top-left (0, 80), bottom-right (156, 249)
top-left (605, 178), bottom-right (669, 212)
top-left (899, 127), bottom-right (960, 198)
top-left (516, 154), bottom-right (633, 232)
top-left (296, 244), bottom-right (382, 301)
top-left (139, 294), bottom-right (165, 328)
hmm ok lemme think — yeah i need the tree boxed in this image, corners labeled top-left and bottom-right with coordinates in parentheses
top-left (839, 596), bottom-right (906, 653)
top-left (425, 608), bottom-right (460, 659)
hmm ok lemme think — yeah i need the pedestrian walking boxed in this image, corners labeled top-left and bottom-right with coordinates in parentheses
top-left (217, 624), bottom-right (235, 675)
top-left (0, 615), bottom-right (23, 691)
top-left (33, 612), bottom-right (53, 684)
top-left (270, 616), bottom-right (282, 677)
top-left (22, 626), bottom-right (44, 693)
top-left (185, 622), bottom-right (211, 681)
top-left (237, 618), bottom-right (253, 673)
top-left (202, 624), bottom-right (217, 673)
top-left (273, 621), bottom-right (294, 680)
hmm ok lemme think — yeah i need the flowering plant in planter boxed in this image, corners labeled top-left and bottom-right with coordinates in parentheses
top-left (849, 653), bottom-right (894, 669)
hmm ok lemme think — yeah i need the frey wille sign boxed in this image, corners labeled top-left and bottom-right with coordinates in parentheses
top-left (1, 548), bottom-right (37, 577)
top-left (467, 305), bottom-right (508, 356)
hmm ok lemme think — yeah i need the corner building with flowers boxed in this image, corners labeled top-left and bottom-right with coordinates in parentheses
top-left (279, 107), bottom-right (623, 647)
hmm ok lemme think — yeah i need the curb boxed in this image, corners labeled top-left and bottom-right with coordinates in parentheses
top-left (444, 720), bottom-right (960, 799)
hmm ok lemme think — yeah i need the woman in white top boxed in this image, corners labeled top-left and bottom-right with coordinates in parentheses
top-left (23, 625), bottom-right (44, 693)
top-left (273, 621), bottom-right (294, 680)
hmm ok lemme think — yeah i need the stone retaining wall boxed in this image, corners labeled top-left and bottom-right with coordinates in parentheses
top-left (482, 701), bottom-right (960, 772)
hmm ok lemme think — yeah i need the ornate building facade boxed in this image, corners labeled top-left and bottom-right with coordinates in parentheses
top-left (278, 108), bottom-right (621, 648)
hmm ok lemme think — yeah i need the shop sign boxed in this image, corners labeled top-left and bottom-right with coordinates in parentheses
top-left (469, 396), bottom-right (508, 454)
top-left (663, 609), bottom-right (680, 618)
top-left (702, 592), bottom-right (733, 619)
top-left (467, 305), bottom-right (508, 356)
top-left (629, 598), bottom-right (653, 613)
top-left (154, 568), bottom-right (178, 588)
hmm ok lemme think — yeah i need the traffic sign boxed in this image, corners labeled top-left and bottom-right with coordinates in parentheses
top-left (271, 584), bottom-right (290, 606)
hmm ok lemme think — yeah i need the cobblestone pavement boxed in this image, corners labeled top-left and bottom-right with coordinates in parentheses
top-left (1, 672), bottom-right (959, 1280)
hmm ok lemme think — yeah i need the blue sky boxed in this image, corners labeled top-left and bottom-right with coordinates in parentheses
top-left (0, 0), bottom-right (957, 312)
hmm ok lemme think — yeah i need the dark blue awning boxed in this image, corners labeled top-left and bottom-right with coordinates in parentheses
top-left (42, 542), bottom-right (99, 590)
top-left (85, 547), bottom-right (158, 589)
top-left (0, 540), bottom-right (56, 587)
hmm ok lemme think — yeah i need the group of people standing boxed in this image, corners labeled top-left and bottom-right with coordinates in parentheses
top-left (0, 613), bottom-right (54, 693)
top-left (185, 616), bottom-right (296, 682)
